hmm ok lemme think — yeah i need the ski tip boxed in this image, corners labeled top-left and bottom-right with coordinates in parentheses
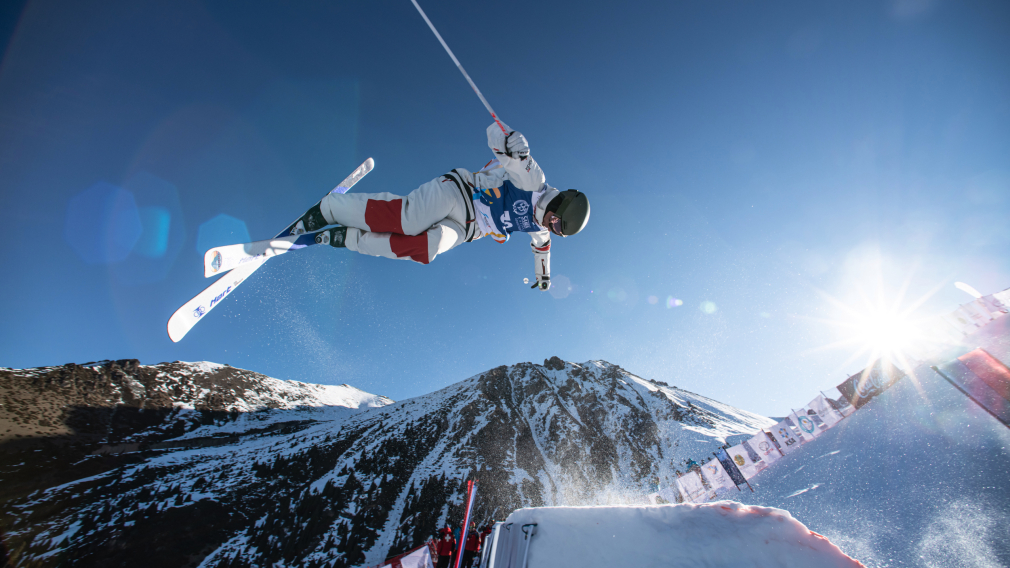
top-left (167, 316), bottom-right (187, 343)
top-left (364, 157), bottom-right (374, 169)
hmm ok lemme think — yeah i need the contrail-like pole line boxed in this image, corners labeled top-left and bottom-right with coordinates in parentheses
top-left (409, 0), bottom-right (509, 134)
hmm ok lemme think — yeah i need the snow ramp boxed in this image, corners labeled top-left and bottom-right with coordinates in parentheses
top-left (489, 502), bottom-right (863, 567)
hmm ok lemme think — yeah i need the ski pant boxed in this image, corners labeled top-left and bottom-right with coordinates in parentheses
top-left (319, 172), bottom-right (475, 264)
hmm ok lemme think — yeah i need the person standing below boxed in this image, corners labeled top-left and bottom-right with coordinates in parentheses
top-left (462, 521), bottom-right (481, 567)
top-left (479, 523), bottom-right (493, 556)
top-left (435, 527), bottom-right (456, 568)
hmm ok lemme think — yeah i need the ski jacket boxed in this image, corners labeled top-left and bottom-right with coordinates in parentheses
top-left (444, 123), bottom-right (557, 282)
top-left (436, 536), bottom-right (456, 556)
top-left (464, 532), bottom-right (480, 552)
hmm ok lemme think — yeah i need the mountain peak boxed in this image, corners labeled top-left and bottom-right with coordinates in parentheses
top-left (2, 357), bottom-right (772, 567)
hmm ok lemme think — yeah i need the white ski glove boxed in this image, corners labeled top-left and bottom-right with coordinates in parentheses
top-left (532, 244), bottom-right (550, 291)
top-left (532, 275), bottom-right (551, 291)
top-left (505, 131), bottom-right (529, 160)
top-left (489, 122), bottom-right (530, 160)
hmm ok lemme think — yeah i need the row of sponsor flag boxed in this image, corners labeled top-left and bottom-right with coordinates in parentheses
top-left (930, 288), bottom-right (1010, 342)
top-left (650, 287), bottom-right (1010, 505)
top-left (648, 386), bottom-right (863, 505)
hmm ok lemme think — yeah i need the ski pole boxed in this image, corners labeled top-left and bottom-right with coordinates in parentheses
top-left (409, 0), bottom-right (509, 135)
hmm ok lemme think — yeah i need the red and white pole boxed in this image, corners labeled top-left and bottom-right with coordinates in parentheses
top-left (453, 479), bottom-right (478, 568)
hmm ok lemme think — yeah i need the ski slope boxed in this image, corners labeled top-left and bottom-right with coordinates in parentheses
top-left (731, 317), bottom-right (1010, 566)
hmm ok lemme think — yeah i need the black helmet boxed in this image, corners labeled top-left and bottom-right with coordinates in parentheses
top-left (550, 190), bottom-right (590, 236)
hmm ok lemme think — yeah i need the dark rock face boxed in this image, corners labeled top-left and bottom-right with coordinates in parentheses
top-left (0, 359), bottom-right (771, 568)
top-left (2, 360), bottom-right (225, 450)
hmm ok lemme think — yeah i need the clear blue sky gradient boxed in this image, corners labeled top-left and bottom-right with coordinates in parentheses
top-left (1, 0), bottom-right (1008, 416)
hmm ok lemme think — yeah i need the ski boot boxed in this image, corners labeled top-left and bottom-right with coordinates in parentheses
top-left (315, 226), bottom-right (347, 248)
top-left (291, 204), bottom-right (328, 236)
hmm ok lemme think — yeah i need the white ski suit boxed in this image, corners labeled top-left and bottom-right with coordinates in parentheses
top-left (318, 123), bottom-right (557, 287)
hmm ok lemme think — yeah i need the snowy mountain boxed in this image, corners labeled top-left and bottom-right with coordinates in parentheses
top-left (0, 357), bottom-right (772, 567)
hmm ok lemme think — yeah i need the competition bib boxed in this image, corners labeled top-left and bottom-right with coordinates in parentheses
top-left (474, 179), bottom-right (541, 243)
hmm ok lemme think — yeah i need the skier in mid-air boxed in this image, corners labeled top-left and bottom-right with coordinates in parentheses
top-left (166, 1), bottom-right (591, 342)
top-left (290, 122), bottom-right (590, 291)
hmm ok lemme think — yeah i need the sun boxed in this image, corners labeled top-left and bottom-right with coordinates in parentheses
top-left (850, 307), bottom-right (920, 357)
top-left (803, 276), bottom-right (953, 375)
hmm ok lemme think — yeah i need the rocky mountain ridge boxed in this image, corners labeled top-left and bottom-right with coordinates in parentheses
top-left (1, 357), bottom-right (772, 567)
top-left (0, 359), bottom-right (391, 447)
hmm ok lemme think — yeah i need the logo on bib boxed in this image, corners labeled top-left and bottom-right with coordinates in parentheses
top-left (512, 201), bottom-right (529, 216)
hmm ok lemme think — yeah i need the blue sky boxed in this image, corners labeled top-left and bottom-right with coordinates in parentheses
top-left (0, 0), bottom-right (1007, 416)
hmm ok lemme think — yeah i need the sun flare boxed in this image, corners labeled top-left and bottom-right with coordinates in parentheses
top-left (804, 275), bottom-right (953, 377)
top-left (851, 308), bottom-right (920, 356)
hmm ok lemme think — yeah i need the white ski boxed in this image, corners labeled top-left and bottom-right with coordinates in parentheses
top-left (204, 231), bottom-right (321, 278)
top-left (167, 158), bottom-right (374, 342)
top-left (166, 260), bottom-right (263, 343)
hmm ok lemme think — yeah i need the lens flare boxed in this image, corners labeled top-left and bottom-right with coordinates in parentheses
top-left (109, 171), bottom-right (187, 286)
top-left (666, 297), bottom-right (683, 308)
top-left (549, 275), bottom-right (573, 299)
top-left (135, 206), bottom-right (171, 258)
top-left (197, 214), bottom-right (251, 255)
top-left (64, 182), bottom-right (143, 264)
top-left (607, 288), bottom-right (628, 302)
